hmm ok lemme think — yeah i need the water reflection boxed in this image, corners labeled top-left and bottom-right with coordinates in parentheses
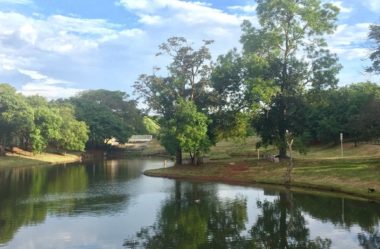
top-left (0, 159), bottom-right (379, 249)
top-left (0, 160), bottom-right (133, 244)
top-left (124, 181), bottom-right (249, 249)
top-left (125, 184), bottom-right (344, 249)
top-left (358, 231), bottom-right (380, 249)
top-left (250, 192), bottom-right (331, 249)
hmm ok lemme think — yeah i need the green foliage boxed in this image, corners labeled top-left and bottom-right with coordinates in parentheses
top-left (134, 37), bottom-right (214, 164)
top-left (367, 24), bottom-right (380, 74)
top-left (0, 83), bottom-right (88, 153)
top-left (237, 0), bottom-right (341, 157)
top-left (174, 99), bottom-right (210, 161)
top-left (30, 128), bottom-right (46, 153)
top-left (33, 106), bottom-right (63, 149)
top-left (69, 89), bottom-right (143, 147)
top-left (55, 105), bottom-right (88, 152)
top-left (143, 116), bottom-right (160, 135)
top-left (159, 99), bottom-right (211, 164)
top-left (306, 82), bottom-right (380, 144)
top-left (0, 84), bottom-right (34, 148)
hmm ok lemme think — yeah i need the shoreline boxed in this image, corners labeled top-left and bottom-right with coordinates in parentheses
top-left (0, 153), bottom-right (82, 169)
top-left (144, 158), bottom-right (380, 203)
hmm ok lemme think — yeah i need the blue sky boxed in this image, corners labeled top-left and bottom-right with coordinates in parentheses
top-left (0, 0), bottom-right (379, 99)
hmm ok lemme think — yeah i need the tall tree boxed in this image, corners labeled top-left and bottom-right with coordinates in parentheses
top-left (134, 37), bottom-right (213, 164)
top-left (239, 0), bottom-right (341, 157)
top-left (367, 24), bottom-right (380, 74)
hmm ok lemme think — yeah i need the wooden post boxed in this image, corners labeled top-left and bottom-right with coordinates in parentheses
top-left (257, 149), bottom-right (260, 160)
top-left (340, 133), bottom-right (343, 158)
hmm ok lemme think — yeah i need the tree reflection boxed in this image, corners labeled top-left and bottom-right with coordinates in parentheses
top-left (124, 186), bottom-right (338, 249)
top-left (250, 192), bottom-right (332, 249)
top-left (358, 230), bottom-right (380, 249)
top-left (293, 193), bottom-right (380, 231)
top-left (124, 181), bottom-right (249, 249)
top-left (0, 161), bottom-right (130, 245)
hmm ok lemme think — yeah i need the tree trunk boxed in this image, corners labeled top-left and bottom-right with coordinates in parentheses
top-left (0, 145), bottom-right (5, 156)
top-left (278, 97), bottom-right (287, 158)
top-left (176, 145), bottom-right (182, 165)
top-left (279, 146), bottom-right (287, 158)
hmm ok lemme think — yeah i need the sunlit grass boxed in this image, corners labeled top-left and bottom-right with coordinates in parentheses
top-left (0, 152), bottom-right (81, 168)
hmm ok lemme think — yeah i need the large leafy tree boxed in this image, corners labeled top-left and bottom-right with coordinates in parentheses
top-left (210, 49), bottom-right (253, 141)
top-left (27, 97), bottom-right (88, 153)
top-left (173, 99), bottom-right (210, 165)
top-left (238, 0), bottom-right (341, 157)
top-left (134, 37), bottom-right (213, 164)
top-left (69, 89), bottom-right (143, 148)
top-left (0, 84), bottom-right (34, 152)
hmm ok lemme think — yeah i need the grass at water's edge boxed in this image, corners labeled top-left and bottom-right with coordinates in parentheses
top-left (0, 152), bottom-right (81, 168)
top-left (144, 158), bottom-right (380, 203)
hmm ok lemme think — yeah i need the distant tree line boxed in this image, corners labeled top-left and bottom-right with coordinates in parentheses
top-left (0, 85), bottom-right (145, 155)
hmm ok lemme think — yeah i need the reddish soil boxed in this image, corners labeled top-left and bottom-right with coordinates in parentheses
top-left (228, 163), bottom-right (249, 172)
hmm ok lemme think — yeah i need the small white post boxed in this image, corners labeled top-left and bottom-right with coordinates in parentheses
top-left (164, 160), bottom-right (167, 168)
top-left (340, 133), bottom-right (343, 158)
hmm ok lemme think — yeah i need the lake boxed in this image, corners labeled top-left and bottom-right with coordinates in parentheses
top-left (0, 158), bottom-right (379, 249)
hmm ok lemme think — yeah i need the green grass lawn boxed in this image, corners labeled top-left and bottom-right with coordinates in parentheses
top-left (208, 137), bottom-right (380, 160)
top-left (145, 138), bottom-right (380, 202)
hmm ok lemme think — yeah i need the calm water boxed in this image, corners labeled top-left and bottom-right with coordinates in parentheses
top-left (0, 158), bottom-right (379, 249)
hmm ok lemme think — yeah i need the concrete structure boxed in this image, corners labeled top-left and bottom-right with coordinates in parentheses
top-left (128, 135), bottom-right (153, 143)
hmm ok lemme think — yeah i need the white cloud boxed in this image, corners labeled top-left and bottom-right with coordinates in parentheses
top-left (0, 11), bottom-right (146, 98)
top-left (327, 23), bottom-right (371, 60)
top-left (18, 69), bottom-right (47, 80)
top-left (362, 0), bottom-right (380, 13)
top-left (20, 83), bottom-right (83, 99)
top-left (17, 68), bottom-right (83, 99)
top-left (0, 0), bottom-right (32, 5)
top-left (138, 14), bottom-right (163, 25)
top-left (118, 0), bottom-right (242, 26)
top-left (0, 11), bottom-right (144, 54)
top-left (2, 1), bottom-right (256, 99)
top-left (228, 5), bottom-right (257, 13)
top-left (118, 0), bottom-right (150, 11)
top-left (331, 1), bottom-right (352, 14)
top-left (115, 0), bottom-right (252, 62)
top-left (0, 52), bottom-right (32, 72)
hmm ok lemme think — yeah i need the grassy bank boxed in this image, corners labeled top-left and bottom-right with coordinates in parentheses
top-left (0, 152), bottom-right (81, 169)
top-left (145, 141), bottom-right (380, 202)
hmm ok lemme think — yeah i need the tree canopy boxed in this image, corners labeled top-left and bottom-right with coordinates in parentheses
top-left (367, 24), bottom-right (380, 74)
top-left (0, 84), bottom-right (88, 154)
top-left (224, 0), bottom-right (341, 157)
top-left (134, 37), bottom-right (214, 164)
top-left (69, 89), bottom-right (145, 148)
